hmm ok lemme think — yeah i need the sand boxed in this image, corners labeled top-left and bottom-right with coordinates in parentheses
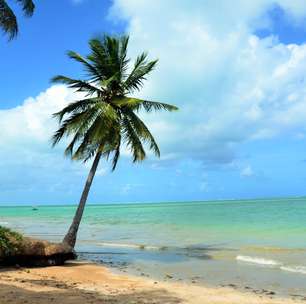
top-left (0, 261), bottom-right (304, 304)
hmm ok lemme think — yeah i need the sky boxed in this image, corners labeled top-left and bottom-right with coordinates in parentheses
top-left (1, 0), bottom-right (306, 205)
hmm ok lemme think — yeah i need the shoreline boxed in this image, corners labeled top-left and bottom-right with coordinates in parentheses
top-left (0, 261), bottom-right (304, 304)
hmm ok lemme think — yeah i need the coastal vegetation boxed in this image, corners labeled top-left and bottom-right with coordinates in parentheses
top-left (52, 34), bottom-right (178, 248)
top-left (0, 226), bottom-right (75, 266)
top-left (0, 0), bottom-right (35, 40)
top-left (0, 226), bottom-right (23, 257)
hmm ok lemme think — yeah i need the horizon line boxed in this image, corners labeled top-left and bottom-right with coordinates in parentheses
top-left (0, 195), bottom-right (305, 208)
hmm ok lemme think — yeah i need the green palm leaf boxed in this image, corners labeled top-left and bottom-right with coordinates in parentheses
top-left (113, 96), bottom-right (178, 112)
top-left (67, 51), bottom-right (101, 81)
top-left (121, 115), bottom-right (146, 162)
top-left (51, 75), bottom-right (103, 96)
top-left (51, 106), bottom-right (99, 146)
top-left (0, 0), bottom-right (34, 40)
top-left (122, 108), bottom-right (160, 157)
top-left (53, 98), bottom-right (99, 122)
top-left (124, 53), bottom-right (158, 93)
top-left (0, 0), bottom-right (17, 39)
top-left (16, 0), bottom-right (34, 16)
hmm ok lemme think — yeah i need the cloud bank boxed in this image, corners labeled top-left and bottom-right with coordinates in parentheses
top-left (110, 0), bottom-right (306, 166)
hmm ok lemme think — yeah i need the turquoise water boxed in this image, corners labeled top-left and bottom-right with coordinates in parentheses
top-left (1, 198), bottom-right (306, 296)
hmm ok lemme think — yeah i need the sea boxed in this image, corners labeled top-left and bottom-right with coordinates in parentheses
top-left (1, 197), bottom-right (306, 298)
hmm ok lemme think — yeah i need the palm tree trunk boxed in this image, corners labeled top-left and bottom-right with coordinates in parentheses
top-left (63, 151), bottom-right (102, 248)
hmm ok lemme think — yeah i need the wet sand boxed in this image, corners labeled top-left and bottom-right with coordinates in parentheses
top-left (0, 261), bottom-right (304, 304)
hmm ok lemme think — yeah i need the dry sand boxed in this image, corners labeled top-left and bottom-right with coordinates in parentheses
top-left (0, 261), bottom-right (304, 304)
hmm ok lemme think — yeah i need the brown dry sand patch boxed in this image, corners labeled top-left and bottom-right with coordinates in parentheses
top-left (0, 262), bottom-right (303, 304)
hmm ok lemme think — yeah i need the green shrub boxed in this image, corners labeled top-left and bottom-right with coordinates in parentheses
top-left (0, 226), bottom-right (23, 256)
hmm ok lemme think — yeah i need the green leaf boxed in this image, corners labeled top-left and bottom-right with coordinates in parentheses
top-left (123, 108), bottom-right (160, 157)
top-left (51, 75), bottom-right (103, 96)
top-left (53, 97), bottom-right (99, 122)
top-left (16, 0), bottom-right (35, 16)
top-left (124, 55), bottom-right (158, 92)
top-left (113, 96), bottom-right (179, 112)
top-left (67, 51), bottom-right (101, 81)
top-left (121, 115), bottom-right (146, 162)
top-left (0, 0), bottom-right (17, 39)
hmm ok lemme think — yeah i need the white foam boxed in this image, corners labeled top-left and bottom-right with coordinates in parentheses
top-left (236, 255), bottom-right (281, 266)
top-left (97, 242), bottom-right (159, 250)
top-left (237, 255), bottom-right (306, 276)
top-left (98, 242), bottom-right (139, 248)
top-left (280, 266), bottom-right (306, 275)
top-left (0, 222), bottom-right (9, 225)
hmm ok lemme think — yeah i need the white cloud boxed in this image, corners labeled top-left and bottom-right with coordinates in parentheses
top-left (120, 183), bottom-right (143, 195)
top-left (110, 0), bottom-right (306, 167)
top-left (71, 0), bottom-right (84, 4)
top-left (0, 85), bottom-right (74, 146)
top-left (240, 166), bottom-right (254, 178)
top-left (0, 86), bottom-right (98, 195)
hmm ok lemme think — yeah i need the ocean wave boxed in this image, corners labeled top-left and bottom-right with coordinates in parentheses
top-left (236, 255), bottom-right (281, 266)
top-left (242, 246), bottom-right (306, 253)
top-left (236, 255), bottom-right (306, 275)
top-left (93, 242), bottom-right (224, 252)
top-left (96, 242), bottom-right (160, 250)
top-left (280, 266), bottom-right (306, 275)
top-left (0, 222), bottom-right (9, 225)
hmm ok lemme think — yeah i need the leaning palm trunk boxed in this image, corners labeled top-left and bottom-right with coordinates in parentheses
top-left (63, 151), bottom-right (102, 248)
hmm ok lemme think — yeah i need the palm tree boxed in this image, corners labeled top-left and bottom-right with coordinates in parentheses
top-left (0, 0), bottom-right (35, 40)
top-left (51, 35), bottom-right (178, 248)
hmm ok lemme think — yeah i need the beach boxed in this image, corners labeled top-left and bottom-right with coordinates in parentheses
top-left (1, 199), bottom-right (306, 297)
top-left (0, 261), bottom-right (304, 304)
top-left (1, 199), bottom-right (306, 302)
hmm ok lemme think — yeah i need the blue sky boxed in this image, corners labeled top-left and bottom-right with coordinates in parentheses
top-left (0, 0), bottom-right (124, 108)
top-left (1, 0), bottom-right (306, 205)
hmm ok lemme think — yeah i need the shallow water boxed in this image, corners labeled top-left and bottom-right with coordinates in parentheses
top-left (1, 198), bottom-right (306, 297)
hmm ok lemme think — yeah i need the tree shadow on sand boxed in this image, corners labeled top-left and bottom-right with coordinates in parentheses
top-left (0, 278), bottom-right (182, 304)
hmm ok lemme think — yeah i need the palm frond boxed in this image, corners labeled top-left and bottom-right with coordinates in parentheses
top-left (113, 96), bottom-right (178, 112)
top-left (119, 35), bottom-right (130, 76)
top-left (99, 134), bottom-right (121, 171)
top-left (111, 35), bottom-right (130, 82)
top-left (70, 118), bottom-right (103, 160)
top-left (124, 53), bottom-right (158, 92)
top-left (53, 97), bottom-right (100, 122)
top-left (123, 108), bottom-right (160, 157)
top-left (105, 35), bottom-right (120, 69)
top-left (140, 100), bottom-right (179, 112)
top-left (63, 108), bottom-right (104, 157)
top-left (67, 51), bottom-right (101, 81)
top-left (72, 121), bottom-right (109, 161)
top-left (51, 106), bottom-right (99, 146)
top-left (121, 115), bottom-right (146, 162)
top-left (16, 0), bottom-right (34, 16)
top-left (71, 104), bottom-right (120, 160)
top-left (87, 37), bottom-right (113, 80)
top-left (0, 0), bottom-right (17, 39)
top-left (87, 35), bottom-right (130, 92)
top-left (74, 142), bottom-right (100, 162)
top-left (51, 75), bottom-right (103, 96)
